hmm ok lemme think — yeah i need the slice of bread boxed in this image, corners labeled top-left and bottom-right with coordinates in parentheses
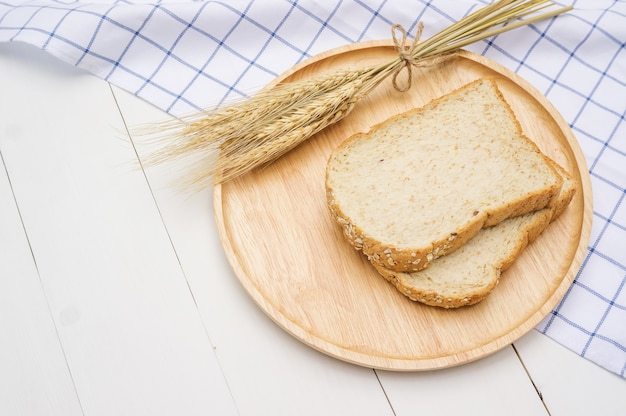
top-left (326, 78), bottom-right (564, 273)
top-left (371, 169), bottom-right (576, 308)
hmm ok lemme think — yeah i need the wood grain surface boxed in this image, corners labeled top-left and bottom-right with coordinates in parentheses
top-left (213, 41), bottom-right (593, 371)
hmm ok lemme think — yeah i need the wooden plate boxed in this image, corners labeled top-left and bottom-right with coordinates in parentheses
top-left (213, 41), bottom-right (592, 371)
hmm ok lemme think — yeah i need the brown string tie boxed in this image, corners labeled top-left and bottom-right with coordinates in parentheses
top-left (391, 22), bottom-right (455, 92)
top-left (391, 22), bottom-right (423, 92)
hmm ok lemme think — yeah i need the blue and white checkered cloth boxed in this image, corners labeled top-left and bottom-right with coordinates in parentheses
top-left (1, 0), bottom-right (624, 377)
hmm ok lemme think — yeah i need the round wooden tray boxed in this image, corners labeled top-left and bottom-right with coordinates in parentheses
top-left (213, 41), bottom-right (592, 371)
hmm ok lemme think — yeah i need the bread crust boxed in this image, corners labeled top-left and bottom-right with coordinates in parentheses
top-left (326, 78), bottom-right (564, 273)
top-left (328, 179), bottom-right (561, 272)
top-left (371, 165), bottom-right (577, 308)
top-left (371, 208), bottom-right (552, 308)
top-left (371, 260), bottom-right (500, 308)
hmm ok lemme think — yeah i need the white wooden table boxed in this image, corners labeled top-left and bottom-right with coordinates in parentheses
top-left (1, 41), bottom-right (625, 416)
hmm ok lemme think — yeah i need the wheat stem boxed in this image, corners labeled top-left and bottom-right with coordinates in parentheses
top-left (147, 0), bottom-right (572, 188)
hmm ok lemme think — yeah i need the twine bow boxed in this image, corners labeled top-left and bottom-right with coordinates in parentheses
top-left (391, 22), bottom-right (424, 92)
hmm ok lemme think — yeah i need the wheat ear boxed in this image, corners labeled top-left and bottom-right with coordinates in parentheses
top-left (145, 0), bottom-right (572, 189)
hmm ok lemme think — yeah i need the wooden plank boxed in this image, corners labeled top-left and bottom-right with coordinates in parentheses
top-left (111, 87), bottom-right (396, 416)
top-left (0, 43), bottom-right (237, 416)
top-left (515, 330), bottom-right (626, 416)
top-left (376, 345), bottom-right (549, 415)
top-left (0, 149), bottom-right (83, 416)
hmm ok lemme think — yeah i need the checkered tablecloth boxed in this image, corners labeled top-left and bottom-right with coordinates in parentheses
top-left (1, 0), bottom-right (624, 377)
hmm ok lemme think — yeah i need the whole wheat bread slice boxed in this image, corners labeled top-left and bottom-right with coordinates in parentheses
top-left (371, 168), bottom-right (576, 308)
top-left (326, 78), bottom-right (564, 273)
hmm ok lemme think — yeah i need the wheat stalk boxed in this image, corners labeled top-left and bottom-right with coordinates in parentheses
top-left (146, 0), bottom-right (572, 188)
